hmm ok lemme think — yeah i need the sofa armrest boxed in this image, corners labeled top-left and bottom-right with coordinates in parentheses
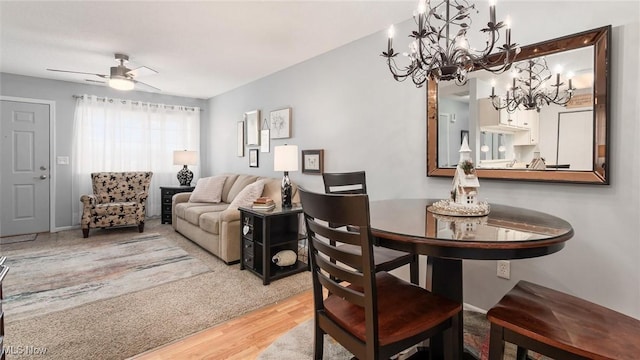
top-left (171, 192), bottom-right (192, 228)
top-left (219, 207), bottom-right (241, 223)
top-left (173, 192), bottom-right (192, 203)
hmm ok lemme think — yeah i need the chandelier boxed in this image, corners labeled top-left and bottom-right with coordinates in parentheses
top-left (489, 57), bottom-right (575, 113)
top-left (382, 0), bottom-right (520, 87)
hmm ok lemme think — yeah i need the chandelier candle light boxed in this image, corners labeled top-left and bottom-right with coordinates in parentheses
top-left (490, 57), bottom-right (575, 113)
top-left (173, 150), bottom-right (197, 186)
top-left (382, 0), bottom-right (520, 86)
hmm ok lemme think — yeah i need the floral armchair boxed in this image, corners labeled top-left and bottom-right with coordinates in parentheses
top-left (80, 172), bottom-right (153, 238)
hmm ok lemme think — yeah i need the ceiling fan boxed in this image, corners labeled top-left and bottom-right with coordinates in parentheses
top-left (46, 53), bottom-right (160, 91)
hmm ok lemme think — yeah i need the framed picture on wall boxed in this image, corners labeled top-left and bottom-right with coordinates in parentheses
top-left (302, 149), bottom-right (324, 174)
top-left (249, 148), bottom-right (259, 167)
top-left (260, 118), bottom-right (270, 153)
top-left (269, 107), bottom-right (291, 139)
top-left (245, 110), bottom-right (260, 146)
top-left (237, 121), bottom-right (244, 157)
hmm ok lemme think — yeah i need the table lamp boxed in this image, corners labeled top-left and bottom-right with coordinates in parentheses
top-left (273, 145), bottom-right (298, 208)
top-left (173, 150), bottom-right (197, 186)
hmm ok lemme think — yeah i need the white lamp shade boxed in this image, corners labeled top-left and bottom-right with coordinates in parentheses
top-left (173, 150), bottom-right (197, 165)
top-left (274, 145), bottom-right (298, 172)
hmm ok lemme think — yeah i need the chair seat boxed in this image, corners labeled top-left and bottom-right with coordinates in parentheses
top-left (337, 243), bottom-right (415, 272)
top-left (94, 202), bottom-right (138, 216)
top-left (324, 272), bottom-right (461, 347)
top-left (487, 280), bottom-right (640, 360)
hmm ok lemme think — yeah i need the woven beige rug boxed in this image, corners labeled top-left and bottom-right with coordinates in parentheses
top-left (2, 220), bottom-right (312, 360)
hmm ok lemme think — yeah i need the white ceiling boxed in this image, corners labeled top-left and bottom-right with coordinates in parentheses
top-left (0, 1), bottom-right (414, 99)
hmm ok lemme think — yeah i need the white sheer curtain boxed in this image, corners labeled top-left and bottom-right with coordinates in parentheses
top-left (71, 95), bottom-right (200, 225)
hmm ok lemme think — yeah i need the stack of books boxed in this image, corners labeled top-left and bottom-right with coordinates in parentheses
top-left (252, 197), bottom-right (275, 210)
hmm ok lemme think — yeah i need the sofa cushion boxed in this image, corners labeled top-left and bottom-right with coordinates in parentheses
top-left (220, 174), bottom-right (240, 203)
top-left (179, 203), bottom-right (229, 225)
top-left (226, 175), bottom-right (259, 203)
top-left (189, 175), bottom-right (226, 203)
top-left (228, 179), bottom-right (265, 210)
top-left (200, 211), bottom-right (222, 235)
top-left (260, 178), bottom-right (284, 204)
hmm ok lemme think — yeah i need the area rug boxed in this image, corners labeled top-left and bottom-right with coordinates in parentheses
top-left (2, 220), bottom-right (312, 360)
top-left (259, 310), bottom-right (548, 360)
top-left (3, 233), bottom-right (211, 321)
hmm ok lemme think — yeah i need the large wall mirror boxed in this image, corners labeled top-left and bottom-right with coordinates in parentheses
top-left (427, 26), bottom-right (610, 184)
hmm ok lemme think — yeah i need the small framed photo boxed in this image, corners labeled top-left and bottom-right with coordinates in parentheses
top-left (249, 148), bottom-right (259, 167)
top-left (302, 149), bottom-right (324, 175)
top-left (269, 107), bottom-right (291, 139)
top-left (245, 110), bottom-right (260, 146)
top-left (260, 129), bottom-right (270, 153)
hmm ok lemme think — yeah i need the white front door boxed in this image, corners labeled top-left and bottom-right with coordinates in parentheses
top-left (1, 100), bottom-right (51, 237)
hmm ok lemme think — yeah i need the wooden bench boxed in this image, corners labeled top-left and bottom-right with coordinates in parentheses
top-left (487, 280), bottom-right (640, 360)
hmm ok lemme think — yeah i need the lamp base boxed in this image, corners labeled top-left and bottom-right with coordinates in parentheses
top-left (177, 165), bottom-right (193, 186)
top-left (281, 171), bottom-right (292, 208)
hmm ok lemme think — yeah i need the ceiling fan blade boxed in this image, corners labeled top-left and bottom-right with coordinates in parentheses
top-left (47, 68), bottom-right (107, 78)
top-left (127, 66), bottom-right (158, 78)
top-left (133, 79), bottom-right (161, 91)
top-left (85, 79), bottom-right (105, 84)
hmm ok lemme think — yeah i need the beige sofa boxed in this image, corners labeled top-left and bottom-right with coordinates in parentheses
top-left (171, 174), bottom-right (299, 264)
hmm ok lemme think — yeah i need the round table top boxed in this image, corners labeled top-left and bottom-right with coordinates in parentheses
top-left (369, 199), bottom-right (574, 260)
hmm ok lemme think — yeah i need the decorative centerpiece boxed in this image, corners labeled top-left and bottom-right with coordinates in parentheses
top-left (433, 213), bottom-right (488, 240)
top-left (428, 135), bottom-right (490, 217)
top-left (528, 147), bottom-right (546, 170)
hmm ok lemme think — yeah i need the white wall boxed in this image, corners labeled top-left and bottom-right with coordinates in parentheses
top-left (0, 73), bottom-right (208, 229)
top-left (206, 1), bottom-right (640, 317)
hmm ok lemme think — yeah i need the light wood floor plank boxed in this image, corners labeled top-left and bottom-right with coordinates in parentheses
top-left (130, 290), bottom-right (314, 360)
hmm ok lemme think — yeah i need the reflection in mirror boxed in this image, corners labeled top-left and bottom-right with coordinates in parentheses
top-left (427, 26), bottom-right (610, 184)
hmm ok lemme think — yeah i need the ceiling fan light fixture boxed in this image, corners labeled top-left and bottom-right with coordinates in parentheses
top-left (108, 77), bottom-right (134, 91)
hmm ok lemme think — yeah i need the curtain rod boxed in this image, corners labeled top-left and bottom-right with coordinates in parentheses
top-left (72, 95), bottom-right (203, 112)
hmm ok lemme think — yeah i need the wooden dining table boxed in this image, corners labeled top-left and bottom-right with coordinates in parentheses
top-left (368, 199), bottom-right (574, 359)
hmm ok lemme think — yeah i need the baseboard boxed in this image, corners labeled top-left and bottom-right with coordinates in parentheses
top-left (463, 303), bottom-right (487, 314)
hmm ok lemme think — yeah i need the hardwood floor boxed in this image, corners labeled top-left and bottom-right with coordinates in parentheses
top-left (130, 290), bottom-right (314, 360)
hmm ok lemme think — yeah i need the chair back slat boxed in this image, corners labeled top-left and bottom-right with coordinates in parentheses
top-left (323, 171), bottom-right (367, 195)
top-left (314, 248), bottom-right (365, 286)
top-left (316, 271), bottom-right (365, 307)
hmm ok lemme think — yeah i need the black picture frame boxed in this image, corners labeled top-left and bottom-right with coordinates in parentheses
top-left (249, 148), bottom-right (259, 168)
top-left (301, 149), bottom-right (324, 174)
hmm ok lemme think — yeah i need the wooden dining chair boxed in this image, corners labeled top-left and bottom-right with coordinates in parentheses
top-left (299, 187), bottom-right (461, 360)
top-left (322, 171), bottom-right (419, 285)
top-left (487, 280), bottom-right (640, 360)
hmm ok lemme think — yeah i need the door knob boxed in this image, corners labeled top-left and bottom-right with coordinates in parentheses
top-left (40, 175), bottom-right (48, 180)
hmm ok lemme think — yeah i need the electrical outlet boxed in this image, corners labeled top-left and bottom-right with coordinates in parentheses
top-left (497, 260), bottom-right (510, 279)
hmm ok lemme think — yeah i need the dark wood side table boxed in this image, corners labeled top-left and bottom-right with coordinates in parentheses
top-left (239, 205), bottom-right (307, 285)
top-left (0, 257), bottom-right (9, 360)
top-left (160, 186), bottom-right (195, 224)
